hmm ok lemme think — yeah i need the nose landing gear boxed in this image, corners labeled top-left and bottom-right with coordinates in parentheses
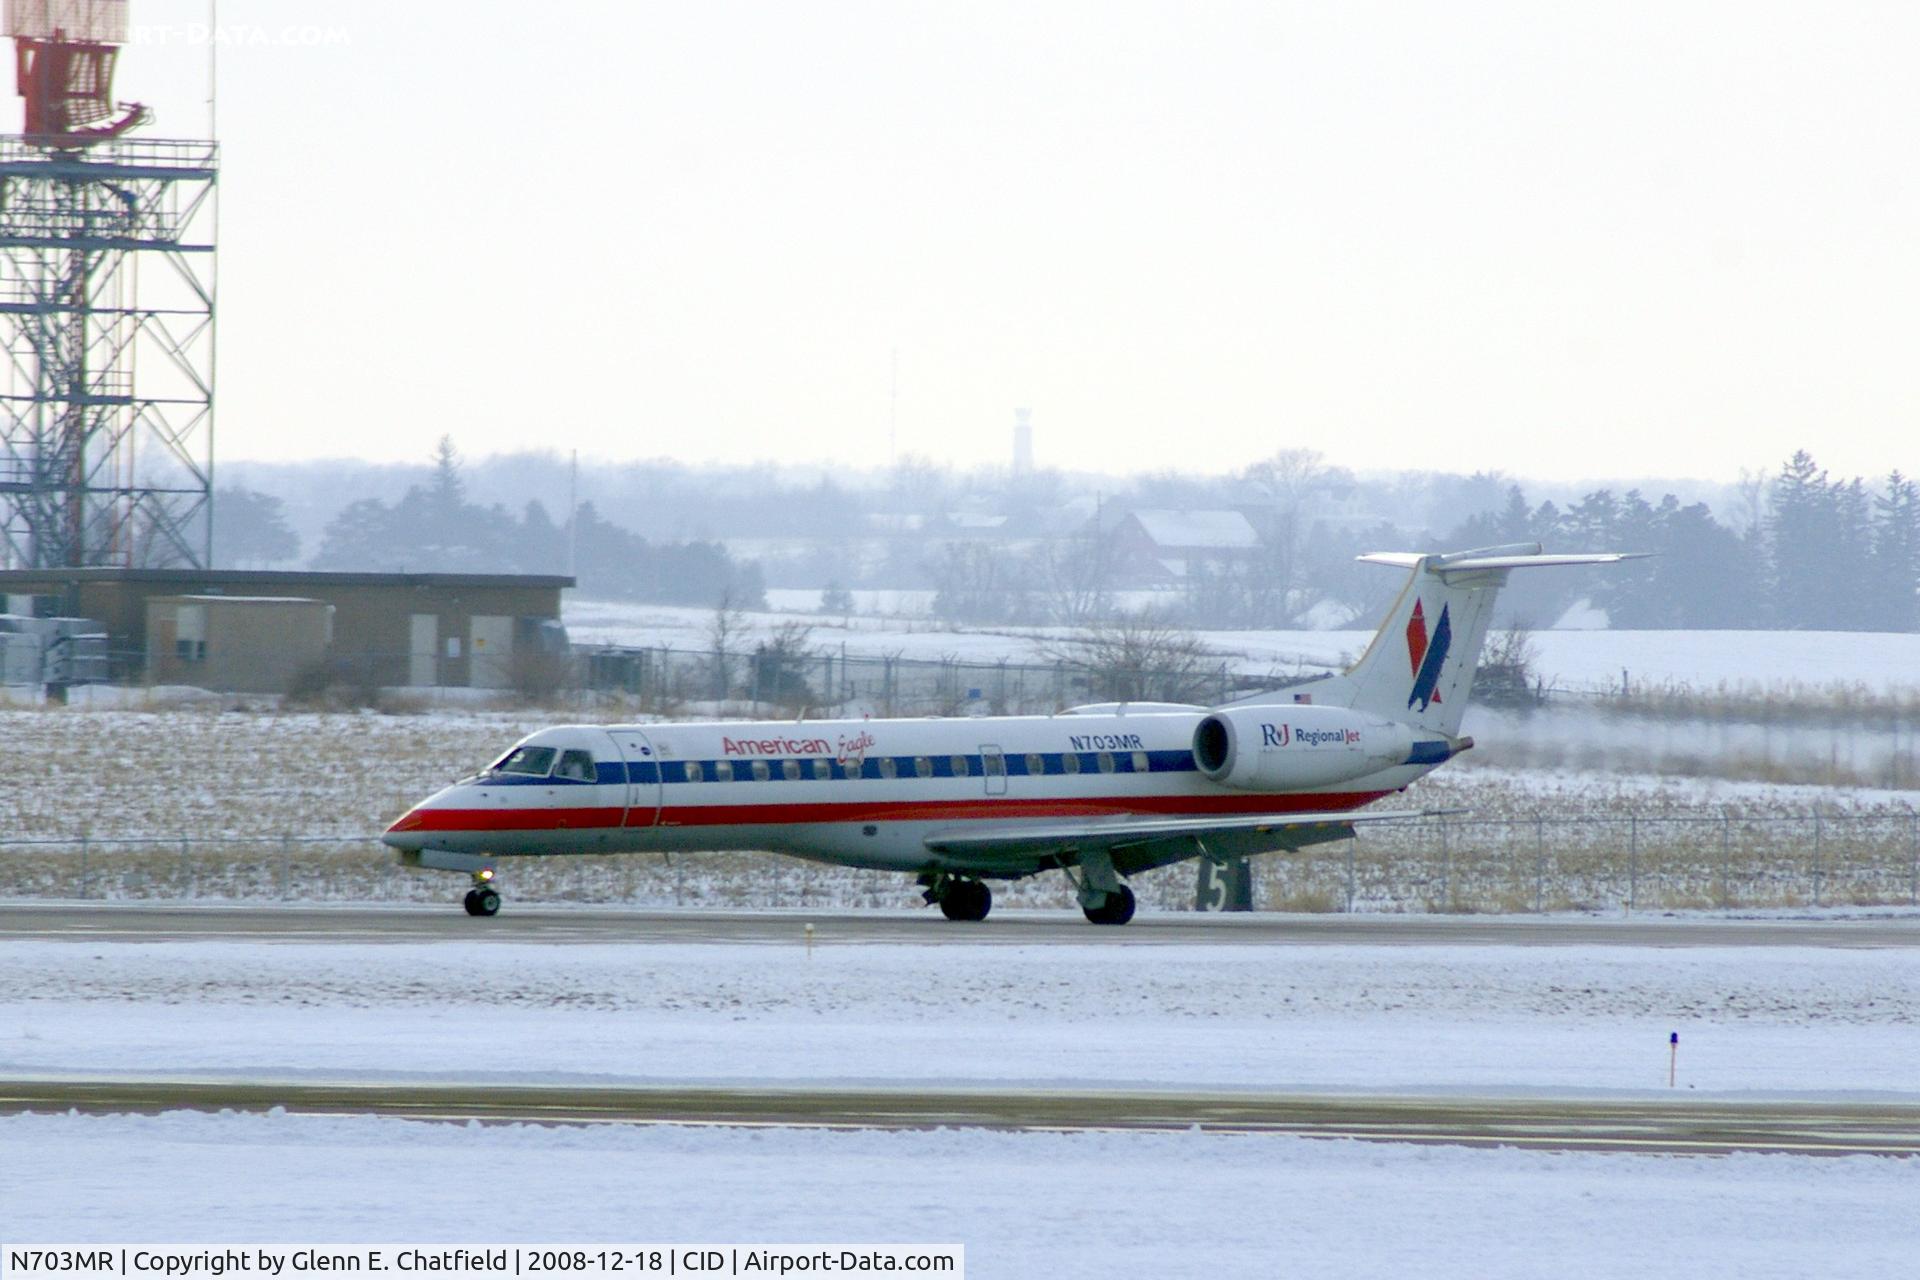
top-left (398, 848), bottom-right (503, 916)
top-left (462, 869), bottom-right (501, 917)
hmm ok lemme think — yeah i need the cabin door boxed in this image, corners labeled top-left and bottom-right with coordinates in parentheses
top-left (980, 745), bottom-right (1008, 796)
top-left (604, 728), bottom-right (663, 829)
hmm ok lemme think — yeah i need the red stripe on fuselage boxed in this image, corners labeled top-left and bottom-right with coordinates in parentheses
top-left (396, 806), bottom-right (628, 833)
top-left (395, 791), bottom-right (1392, 834)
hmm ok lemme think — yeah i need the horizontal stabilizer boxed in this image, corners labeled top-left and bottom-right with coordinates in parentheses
top-left (1357, 547), bottom-right (1649, 576)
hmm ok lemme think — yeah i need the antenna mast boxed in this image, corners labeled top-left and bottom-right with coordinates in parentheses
top-left (0, 0), bottom-right (220, 570)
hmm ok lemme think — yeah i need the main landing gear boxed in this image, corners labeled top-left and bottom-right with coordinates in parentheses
top-left (922, 874), bottom-right (992, 922)
top-left (462, 869), bottom-right (501, 917)
top-left (1067, 847), bottom-right (1137, 926)
top-left (1081, 884), bottom-right (1136, 926)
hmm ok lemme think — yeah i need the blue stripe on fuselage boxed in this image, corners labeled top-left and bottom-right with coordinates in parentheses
top-left (500, 750), bottom-right (1205, 787)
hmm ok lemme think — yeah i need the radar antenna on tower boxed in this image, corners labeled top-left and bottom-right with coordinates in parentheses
top-left (10, 0), bottom-right (150, 141)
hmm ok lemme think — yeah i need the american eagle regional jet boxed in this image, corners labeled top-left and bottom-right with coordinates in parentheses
top-left (385, 545), bottom-right (1635, 924)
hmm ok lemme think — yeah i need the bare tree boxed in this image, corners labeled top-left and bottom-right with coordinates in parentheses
top-left (1238, 448), bottom-right (1327, 626)
top-left (1475, 621), bottom-right (1543, 708)
top-left (1045, 613), bottom-right (1222, 705)
top-left (1731, 466), bottom-right (1771, 541)
top-left (750, 620), bottom-right (818, 713)
top-left (707, 587), bottom-right (747, 701)
top-left (1039, 531), bottom-right (1112, 626)
top-left (931, 542), bottom-right (1037, 625)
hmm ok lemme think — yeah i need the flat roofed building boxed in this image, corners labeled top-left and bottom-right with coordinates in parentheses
top-left (0, 569), bottom-right (574, 691)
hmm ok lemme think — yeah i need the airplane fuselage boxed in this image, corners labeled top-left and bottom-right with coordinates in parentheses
top-left (384, 708), bottom-right (1442, 879)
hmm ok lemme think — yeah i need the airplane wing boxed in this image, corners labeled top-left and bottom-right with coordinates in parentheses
top-left (921, 807), bottom-right (1456, 859)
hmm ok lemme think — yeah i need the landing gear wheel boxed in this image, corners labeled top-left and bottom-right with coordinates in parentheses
top-left (463, 888), bottom-right (501, 917)
top-left (939, 878), bottom-right (992, 922)
top-left (1082, 884), bottom-right (1136, 926)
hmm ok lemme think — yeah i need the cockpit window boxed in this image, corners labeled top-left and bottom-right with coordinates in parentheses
top-left (554, 749), bottom-right (597, 782)
top-left (493, 746), bottom-right (557, 776)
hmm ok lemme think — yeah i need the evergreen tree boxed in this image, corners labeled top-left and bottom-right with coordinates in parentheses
top-left (313, 497), bottom-right (407, 570)
top-left (211, 486), bottom-right (300, 567)
top-left (1871, 472), bottom-right (1920, 631)
top-left (1767, 450), bottom-right (1836, 628)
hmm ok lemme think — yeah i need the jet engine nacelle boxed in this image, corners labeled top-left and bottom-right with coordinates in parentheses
top-left (1192, 705), bottom-right (1416, 791)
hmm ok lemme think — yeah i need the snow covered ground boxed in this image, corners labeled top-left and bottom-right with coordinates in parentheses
top-left (7, 1111), bottom-right (1918, 1279)
top-left (6, 930), bottom-right (1920, 1275)
top-left (563, 599), bottom-right (1920, 695)
top-left (6, 935), bottom-right (1920, 1094)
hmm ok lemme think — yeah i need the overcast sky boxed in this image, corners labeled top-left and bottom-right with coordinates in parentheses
top-left (80, 1), bottom-right (1920, 482)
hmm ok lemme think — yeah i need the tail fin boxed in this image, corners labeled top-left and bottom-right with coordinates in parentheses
top-left (1252, 544), bottom-right (1643, 736)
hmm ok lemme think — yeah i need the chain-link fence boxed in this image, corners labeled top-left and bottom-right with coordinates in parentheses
top-left (7, 641), bottom-right (1261, 714)
top-left (580, 644), bottom-right (1252, 716)
top-left (6, 812), bottom-right (1916, 913)
top-left (1266, 812), bottom-right (1920, 913)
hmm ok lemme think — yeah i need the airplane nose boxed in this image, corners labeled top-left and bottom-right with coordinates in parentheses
top-left (383, 809), bottom-right (426, 848)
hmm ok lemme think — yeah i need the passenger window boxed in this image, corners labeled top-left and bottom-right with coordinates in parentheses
top-left (714, 760), bottom-right (734, 783)
top-left (495, 746), bottom-right (557, 776)
top-left (1063, 753), bottom-right (1082, 774)
top-left (1132, 751), bottom-right (1151, 773)
top-left (1097, 752), bottom-right (1115, 773)
top-left (684, 761), bottom-right (704, 783)
top-left (782, 760), bottom-right (802, 781)
top-left (751, 760), bottom-right (770, 782)
top-left (950, 754), bottom-right (970, 777)
top-left (878, 758), bottom-right (898, 779)
top-left (1025, 753), bottom-right (1046, 775)
top-left (555, 750), bottom-right (597, 782)
top-left (914, 756), bottom-right (933, 778)
top-left (812, 759), bottom-right (831, 780)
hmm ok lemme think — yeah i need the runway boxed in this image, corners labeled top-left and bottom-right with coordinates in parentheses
top-left (3, 902), bottom-right (1918, 946)
top-left (6, 1077), bottom-right (1918, 1156)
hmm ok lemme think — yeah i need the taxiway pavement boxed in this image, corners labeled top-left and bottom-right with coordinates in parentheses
top-left (2, 902), bottom-right (1917, 947)
top-left (5, 1077), bottom-right (1918, 1156)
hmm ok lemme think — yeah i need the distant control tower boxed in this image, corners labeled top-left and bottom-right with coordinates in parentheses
top-left (0, 0), bottom-right (219, 570)
top-left (1012, 408), bottom-right (1033, 474)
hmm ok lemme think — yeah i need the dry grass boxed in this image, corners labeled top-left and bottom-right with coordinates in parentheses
top-left (4, 704), bottom-right (545, 840)
top-left (1597, 679), bottom-right (1920, 726)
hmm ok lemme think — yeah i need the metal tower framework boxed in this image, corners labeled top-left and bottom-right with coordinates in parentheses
top-left (0, 134), bottom-right (217, 569)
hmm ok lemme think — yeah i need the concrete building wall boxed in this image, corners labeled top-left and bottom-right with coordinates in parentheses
top-left (146, 597), bottom-right (334, 693)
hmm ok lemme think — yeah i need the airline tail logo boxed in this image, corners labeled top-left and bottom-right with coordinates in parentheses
top-left (1406, 599), bottom-right (1452, 712)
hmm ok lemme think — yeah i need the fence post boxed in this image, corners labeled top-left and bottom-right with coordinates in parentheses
top-left (280, 833), bottom-right (292, 898)
top-left (1627, 815), bottom-right (1637, 914)
top-left (1910, 813), bottom-right (1918, 907)
top-left (1534, 816), bottom-right (1545, 913)
top-left (79, 833), bottom-right (89, 900)
top-left (1720, 813), bottom-right (1731, 908)
top-left (1344, 836), bottom-right (1355, 913)
top-left (180, 835), bottom-right (191, 899)
top-left (1812, 813), bottom-right (1823, 907)
top-left (1439, 820), bottom-right (1451, 911)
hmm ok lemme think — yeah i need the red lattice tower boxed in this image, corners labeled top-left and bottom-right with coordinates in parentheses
top-left (0, 0), bottom-right (215, 571)
top-left (7, 0), bottom-right (148, 144)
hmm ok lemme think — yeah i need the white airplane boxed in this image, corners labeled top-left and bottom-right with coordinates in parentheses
top-left (384, 544), bottom-right (1636, 924)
